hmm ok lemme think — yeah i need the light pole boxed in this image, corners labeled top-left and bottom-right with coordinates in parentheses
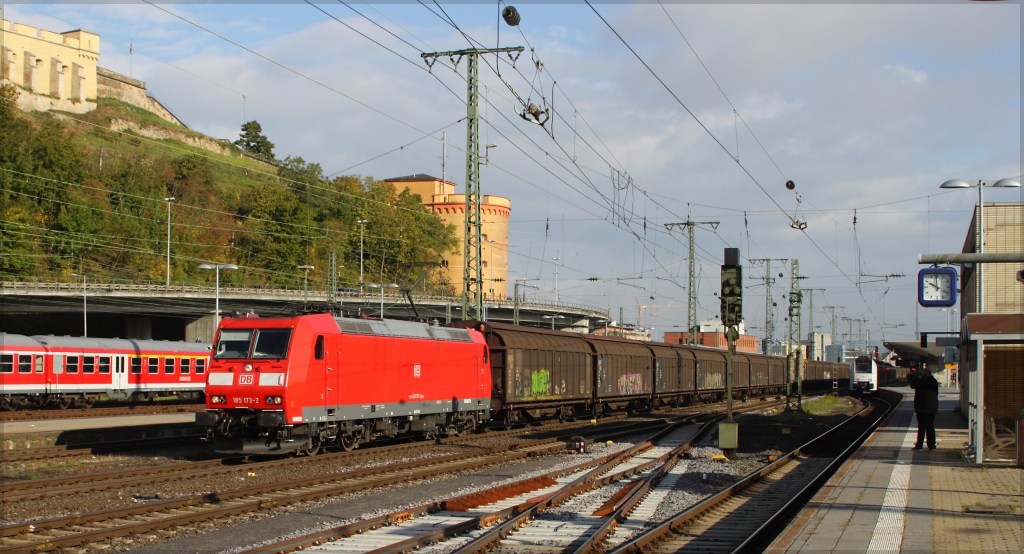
top-left (552, 256), bottom-right (561, 303)
top-left (483, 143), bottom-right (497, 164)
top-left (71, 273), bottom-right (87, 337)
top-left (164, 197), bottom-right (175, 286)
top-left (939, 178), bottom-right (1021, 313)
top-left (198, 263), bottom-right (238, 332)
top-left (542, 314), bottom-right (564, 330)
top-left (367, 283), bottom-right (399, 319)
top-left (298, 265), bottom-right (314, 304)
top-left (357, 219), bottom-right (368, 292)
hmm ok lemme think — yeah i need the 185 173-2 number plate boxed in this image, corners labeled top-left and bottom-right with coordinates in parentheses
top-left (233, 397), bottom-right (260, 405)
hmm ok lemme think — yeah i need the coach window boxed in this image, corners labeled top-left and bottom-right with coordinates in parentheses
top-left (66, 355), bottom-right (79, 374)
top-left (98, 357), bottom-right (111, 374)
top-left (164, 358), bottom-right (175, 374)
top-left (83, 356), bottom-right (95, 374)
top-left (180, 358), bottom-right (191, 374)
top-left (1, 354), bottom-right (13, 373)
top-left (18, 354), bottom-right (33, 373)
top-left (195, 358), bottom-right (206, 374)
top-left (314, 336), bottom-right (324, 360)
top-left (131, 357), bottom-right (142, 374)
top-left (148, 358), bottom-right (159, 374)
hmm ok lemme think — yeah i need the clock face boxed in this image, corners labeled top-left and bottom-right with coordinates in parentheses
top-left (922, 273), bottom-right (952, 301)
top-left (918, 267), bottom-right (957, 307)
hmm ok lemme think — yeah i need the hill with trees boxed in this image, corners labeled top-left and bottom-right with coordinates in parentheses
top-left (0, 84), bottom-right (458, 293)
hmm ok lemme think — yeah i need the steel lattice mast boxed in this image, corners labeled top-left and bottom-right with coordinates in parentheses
top-left (666, 221), bottom-right (718, 343)
top-left (421, 47), bottom-right (523, 321)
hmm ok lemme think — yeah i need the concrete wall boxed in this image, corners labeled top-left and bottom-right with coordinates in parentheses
top-left (97, 67), bottom-right (186, 127)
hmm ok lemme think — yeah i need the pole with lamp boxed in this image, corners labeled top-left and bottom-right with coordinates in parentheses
top-left (71, 273), bottom-right (87, 337)
top-left (298, 265), bottom-right (314, 304)
top-left (542, 314), bottom-right (564, 330)
top-left (938, 177), bottom-right (1020, 463)
top-left (357, 219), bottom-right (368, 293)
top-left (367, 283), bottom-right (399, 319)
top-left (198, 263), bottom-right (238, 336)
top-left (164, 197), bottom-right (175, 287)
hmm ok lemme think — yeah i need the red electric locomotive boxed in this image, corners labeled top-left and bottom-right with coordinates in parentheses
top-left (196, 313), bottom-right (491, 455)
top-left (1, 333), bottom-right (211, 410)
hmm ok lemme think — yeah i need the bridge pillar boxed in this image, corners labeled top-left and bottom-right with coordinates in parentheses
top-left (187, 315), bottom-right (216, 343)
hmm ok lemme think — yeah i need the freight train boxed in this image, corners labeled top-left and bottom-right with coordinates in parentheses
top-left (196, 313), bottom-right (848, 455)
top-left (0, 333), bottom-right (212, 411)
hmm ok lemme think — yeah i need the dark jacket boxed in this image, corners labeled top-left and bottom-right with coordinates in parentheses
top-left (909, 372), bottom-right (939, 414)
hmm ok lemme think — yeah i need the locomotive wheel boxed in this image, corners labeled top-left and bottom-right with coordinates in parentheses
top-left (58, 396), bottom-right (73, 410)
top-left (298, 439), bottom-right (320, 457)
top-left (339, 435), bottom-right (359, 452)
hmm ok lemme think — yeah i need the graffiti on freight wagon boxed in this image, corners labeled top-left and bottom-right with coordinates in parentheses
top-left (618, 373), bottom-right (644, 395)
top-left (513, 368), bottom-right (568, 400)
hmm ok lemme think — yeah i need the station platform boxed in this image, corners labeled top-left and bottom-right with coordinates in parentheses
top-left (1, 413), bottom-right (199, 450)
top-left (770, 386), bottom-right (1022, 553)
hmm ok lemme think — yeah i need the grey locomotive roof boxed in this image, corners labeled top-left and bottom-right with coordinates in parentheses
top-left (333, 317), bottom-right (473, 342)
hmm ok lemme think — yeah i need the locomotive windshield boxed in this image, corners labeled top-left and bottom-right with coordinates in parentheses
top-left (854, 357), bottom-right (873, 373)
top-left (214, 328), bottom-right (292, 360)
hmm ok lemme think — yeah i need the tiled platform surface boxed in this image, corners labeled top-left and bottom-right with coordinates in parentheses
top-left (769, 387), bottom-right (1022, 553)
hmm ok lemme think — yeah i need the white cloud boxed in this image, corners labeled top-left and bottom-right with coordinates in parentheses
top-left (883, 63), bottom-right (928, 84)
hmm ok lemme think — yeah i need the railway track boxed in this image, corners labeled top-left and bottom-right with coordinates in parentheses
top-left (608, 392), bottom-right (896, 553)
top-left (220, 394), bottom-right (865, 554)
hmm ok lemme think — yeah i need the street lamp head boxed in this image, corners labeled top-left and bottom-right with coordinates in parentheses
top-left (199, 263), bottom-right (238, 271)
top-left (298, 265), bottom-right (315, 270)
top-left (164, 197), bottom-right (176, 202)
top-left (940, 179), bottom-right (973, 189)
top-left (992, 178), bottom-right (1022, 188)
top-left (357, 219), bottom-right (368, 225)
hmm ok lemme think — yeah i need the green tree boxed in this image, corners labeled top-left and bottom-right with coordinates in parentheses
top-left (234, 120), bottom-right (275, 161)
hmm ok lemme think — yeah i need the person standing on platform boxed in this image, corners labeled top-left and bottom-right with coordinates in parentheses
top-left (909, 364), bottom-right (939, 450)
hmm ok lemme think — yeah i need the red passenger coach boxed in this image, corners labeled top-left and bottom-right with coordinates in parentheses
top-left (197, 313), bottom-right (491, 455)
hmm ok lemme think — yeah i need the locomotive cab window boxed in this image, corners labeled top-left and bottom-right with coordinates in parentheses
top-left (253, 329), bottom-right (291, 359)
top-left (216, 329), bottom-right (254, 359)
top-left (314, 335), bottom-right (324, 360)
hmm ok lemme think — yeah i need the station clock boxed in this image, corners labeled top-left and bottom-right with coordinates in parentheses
top-left (918, 267), bottom-right (957, 307)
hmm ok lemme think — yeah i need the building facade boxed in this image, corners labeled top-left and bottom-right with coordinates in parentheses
top-left (385, 174), bottom-right (510, 299)
top-left (1, 18), bottom-right (99, 112)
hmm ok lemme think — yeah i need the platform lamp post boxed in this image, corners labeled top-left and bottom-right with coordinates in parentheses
top-left (367, 283), bottom-right (399, 319)
top-left (939, 178), bottom-right (1021, 314)
top-left (939, 177), bottom-right (1020, 464)
top-left (198, 263), bottom-right (238, 333)
top-left (542, 314), bottom-right (564, 330)
top-left (298, 265), bottom-right (314, 304)
top-left (70, 273), bottom-right (87, 337)
top-left (163, 197), bottom-right (175, 286)
top-left (357, 219), bottom-right (368, 293)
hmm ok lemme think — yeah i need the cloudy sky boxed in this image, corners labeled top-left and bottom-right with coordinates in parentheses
top-left (6, 1), bottom-right (1021, 348)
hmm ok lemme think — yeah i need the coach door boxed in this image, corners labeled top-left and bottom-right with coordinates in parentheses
top-left (111, 356), bottom-right (128, 391)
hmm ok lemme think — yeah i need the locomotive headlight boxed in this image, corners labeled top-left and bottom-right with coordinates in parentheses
top-left (211, 395), bottom-right (226, 404)
top-left (265, 396), bottom-right (282, 405)
top-left (244, 363), bottom-right (254, 372)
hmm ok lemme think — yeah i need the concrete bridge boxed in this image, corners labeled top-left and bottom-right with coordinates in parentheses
top-left (0, 281), bottom-right (610, 341)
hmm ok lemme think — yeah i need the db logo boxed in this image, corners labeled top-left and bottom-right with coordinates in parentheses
top-left (238, 374), bottom-right (255, 386)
